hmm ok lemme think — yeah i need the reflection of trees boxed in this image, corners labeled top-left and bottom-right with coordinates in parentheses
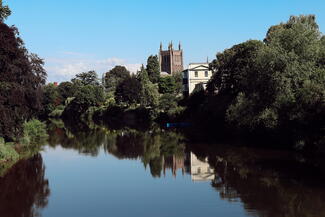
top-left (189, 143), bottom-right (325, 217)
top-left (48, 119), bottom-right (187, 178)
top-left (106, 130), bottom-right (186, 178)
top-left (0, 154), bottom-right (50, 217)
top-left (47, 119), bottom-right (106, 156)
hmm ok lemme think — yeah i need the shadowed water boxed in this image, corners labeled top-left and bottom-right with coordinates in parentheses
top-left (1, 122), bottom-right (325, 217)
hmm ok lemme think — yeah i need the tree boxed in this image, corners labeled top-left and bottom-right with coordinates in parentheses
top-left (42, 83), bottom-right (62, 115)
top-left (104, 66), bottom-right (130, 92)
top-left (0, 18), bottom-right (46, 140)
top-left (137, 65), bottom-right (159, 107)
top-left (57, 81), bottom-right (75, 100)
top-left (207, 40), bottom-right (265, 97)
top-left (115, 76), bottom-right (141, 105)
top-left (72, 70), bottom-right (100, 86)
top-left (146, 55), bottom-right (160, 83)
top-left (158, 76), bottom-right (176, 94)
top-left (0, 0), bottom-right (11, 21)
top-left (62, 85), bottom-right (105, 119)
top-left (204, 15), bottom-right (325, 139)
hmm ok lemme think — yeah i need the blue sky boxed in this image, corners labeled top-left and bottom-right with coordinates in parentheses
top-left (5, 0), bottom-right (325, 82)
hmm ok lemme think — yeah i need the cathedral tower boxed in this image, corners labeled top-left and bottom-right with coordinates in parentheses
top-left (159, 41), bottom-right (184, 75)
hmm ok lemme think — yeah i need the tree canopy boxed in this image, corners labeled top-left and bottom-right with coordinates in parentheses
top-left (72, 70), bottom-right (100, 86)
top-left (0, 19), bottom-right (46, 140)
top-left (146, 55), bottom-right (160, 83)
top-left (190, 15), bottom-right (325, 147)
top-left (104, 66), bottom-right (131, 92)
top-left (137, 65), bottom-right (159, 107)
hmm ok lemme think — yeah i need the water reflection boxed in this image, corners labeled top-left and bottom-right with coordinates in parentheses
top-left (47, 120), bottom-right (187, 178)
top-left (190, 143), bottom-right (325, 217)
top-left (190, 153), bottom-right (214, 182)
top-left (45, 120), bottom-right (325, 217)
top-left (0, 154), bottom-right (50, 217)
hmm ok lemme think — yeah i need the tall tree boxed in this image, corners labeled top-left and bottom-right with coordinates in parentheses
top-left (146, 55), bottom-right (160, 83)
top-left (137, 65), bottom-right (159, 107)
top-left (0, 9), bottom-right (47, 140)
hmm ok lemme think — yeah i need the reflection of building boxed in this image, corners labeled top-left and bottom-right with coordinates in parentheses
top-left (159, 42), bottom-right (184, 75)
top-left (162, 155), bottom-right (187, 177)
top-left (190, 152), bottom-right (215, 182)
top-left (183, 62), bottom-right (213, 95)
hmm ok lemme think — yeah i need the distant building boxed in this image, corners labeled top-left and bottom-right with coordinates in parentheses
top-left (190, 152), bottom-right (215, 182)
top-left (183, 62), bottom-right (213, 95)
top-left (159, 42), bottom-right (184, 75)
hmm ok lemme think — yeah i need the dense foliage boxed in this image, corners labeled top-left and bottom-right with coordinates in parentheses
top-left (0, 2), bottom-right (46, 141)
top-left (146, 55), bottom-right (160, 83)
top-left (115, 75), bottom-right (141, 105)
top-left (188, 15), bottom-right (325, 147)
top-left (104, 66), bottom-right (131, 92)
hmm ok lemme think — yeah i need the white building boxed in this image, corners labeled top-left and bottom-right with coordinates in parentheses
top-left (183, 62), bottom-right (213, 95)
top-left (190, 152), bottom-right (215, 182)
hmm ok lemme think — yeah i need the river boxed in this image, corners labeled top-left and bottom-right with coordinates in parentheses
top-left (1, 122), bottom-right (325, 217)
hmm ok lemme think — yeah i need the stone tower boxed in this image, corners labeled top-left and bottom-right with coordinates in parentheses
top-left (159, 41), bottom-right (184, 75)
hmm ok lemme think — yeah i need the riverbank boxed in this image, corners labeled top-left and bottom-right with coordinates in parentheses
top-left (0, 119), bottom-right (48, 176)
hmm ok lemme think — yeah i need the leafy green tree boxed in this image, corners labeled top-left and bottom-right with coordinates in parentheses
top-left (158, 73), bottom-right (183, 95)
top-left (205, 15), bottom-right (325, 140)
top-left (115, 76), bottom-right (141, 105)
top-left (104, 66), bottom-right (130, 92)
top-left (57, 81), bottom-right (75, 99)
top-left (146, 55), bottom-right (160, 83)
top-left (72, 70), bottom-right (100, 86)
top-left (63, 85), bottom-right (105, 118)
top-left (42, 83), bottom-right (62, 115)
top-left (207, 40), bottom-right (264, 97)
top-left (137, 65), bottom-right (159, 107)
top-left (158, 93), bottom-right (184, 119)
top-left (158, 76), bottom-right (176, 94)
top-left (172, 72), bottom-right (184, 95)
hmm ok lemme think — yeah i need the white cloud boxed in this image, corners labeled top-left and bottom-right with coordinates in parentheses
top-left (45, 53), bottom-right (141, 83)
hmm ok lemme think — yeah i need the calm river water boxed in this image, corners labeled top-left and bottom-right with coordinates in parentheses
top-left (1, 122), bottom-right (325, 217)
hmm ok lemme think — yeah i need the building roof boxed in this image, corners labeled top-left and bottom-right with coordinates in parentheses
top-left (188, 64), bottom-right (209, 71)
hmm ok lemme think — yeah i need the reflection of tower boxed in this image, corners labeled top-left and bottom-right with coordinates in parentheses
top-left (190, 152), bottom-right (215, 182)
top-left (162, 155), bottom-right (185, 177)
top-left (159, 41), bottom-right (184, 75)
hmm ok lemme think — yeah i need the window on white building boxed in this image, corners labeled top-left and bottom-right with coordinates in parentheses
top-left (205, 71), bottom-right (209, 77)
top-left (195, 71), bottom-right (198, 77)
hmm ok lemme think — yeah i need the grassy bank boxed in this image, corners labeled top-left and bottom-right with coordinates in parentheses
top-left (0, 119), bottom-right (48, 176)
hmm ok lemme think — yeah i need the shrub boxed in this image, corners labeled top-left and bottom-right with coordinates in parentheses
top-left (0, 144), bottom-right (19, 162)
top-left (20, 119), bottom-right (48, 146)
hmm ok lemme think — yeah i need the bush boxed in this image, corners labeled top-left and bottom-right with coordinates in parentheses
top-left (0, 144), bottom-right (19, 162)
top-left (20, 119), bottom-right (48, 146)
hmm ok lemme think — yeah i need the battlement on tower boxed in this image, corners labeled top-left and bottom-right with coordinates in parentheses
top-left (159, 42), bottom-right (184, 75)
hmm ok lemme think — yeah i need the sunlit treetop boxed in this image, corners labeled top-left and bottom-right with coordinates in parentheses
top-left (0, 0), bottom-right (11, 21)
